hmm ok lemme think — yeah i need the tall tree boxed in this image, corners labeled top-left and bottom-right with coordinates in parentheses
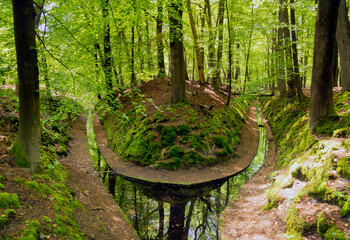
top-left (11, 0), bottom-right (41, 172)
top-left (309, 0), bottom-right (340, 131)
top-left (226, 0), bottom-right (233, 106)
top-left (102, 0), bottom-right (114, 99)
top-left (213, 0), bottom-right (225, 90)
top-left (204, 0), bottom-right (216, 83)
top-left (276, 0), bottom-right (287, 95)
top-left (157, 0), bottom-right (166, 78)
top-left (336, 0), bottom-right (350, 93)
top-left (290, 0), bottom-right (304, 101)
top-left (169, 0), bottom-right (185, 103)
top-left (186, 0), bottom-right (205, 84)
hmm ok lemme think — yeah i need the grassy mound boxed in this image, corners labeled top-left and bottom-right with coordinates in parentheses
top-left (96, 79), bottom-right (250, 170)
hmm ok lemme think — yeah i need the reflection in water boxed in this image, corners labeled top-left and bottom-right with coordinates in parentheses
top-left (87, 108), bottom-right (268, 240)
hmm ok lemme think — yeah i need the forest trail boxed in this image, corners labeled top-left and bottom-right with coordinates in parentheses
top-left (220, 112), bottom-right (287, 240)
top-left (59, 116), bottom-right (139, 240)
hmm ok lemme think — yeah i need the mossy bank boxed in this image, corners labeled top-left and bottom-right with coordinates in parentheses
top-left (0, 89), bottom-right (87, 239)
top-left (261, 91), bottom-right (350, 239)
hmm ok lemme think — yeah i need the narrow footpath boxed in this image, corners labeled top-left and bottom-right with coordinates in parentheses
top-left (220, 113), bottom-right (287, 240)
top-left (59, 116), bottom-right (138, 240)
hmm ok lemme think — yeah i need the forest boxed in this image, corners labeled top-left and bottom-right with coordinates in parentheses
top-left (0, 0), bottom-right (349, 239)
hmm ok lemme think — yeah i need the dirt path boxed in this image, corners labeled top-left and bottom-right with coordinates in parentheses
top-left (60, 116), bottom-right (138, 240)
top-left (94, 106), bottom-right (259, 185)
top-left (220, 113), bottom-right (287, 240)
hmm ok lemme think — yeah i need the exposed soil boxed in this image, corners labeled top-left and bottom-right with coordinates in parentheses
top-left (59, 116), bottom-right (138, 240)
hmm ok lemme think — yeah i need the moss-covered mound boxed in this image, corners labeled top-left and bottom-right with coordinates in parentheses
top-left (96, 79), bottom-right (249, 170)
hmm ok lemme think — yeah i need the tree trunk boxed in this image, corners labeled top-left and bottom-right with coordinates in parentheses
top-left (168, 202), bottom-right (186, 240)
top-left (11, 0), bottom-right (41, 172)
top-left (226, 0), bottom-right (233, 106)
top-left (169, 0), bottom-right (185, 103)
top-left (309, 0), bottom-right (340, 131)
top-left (290, 0), bottom-right (304, 101)
top-left (186, 0), bottom-right (205, 84)
top-left (213, 0), bottom-right (225, 90)
top-left (204, 0), bottom-right (216, 83)
top-left (131, 26), bottom-right (136, 85)
top-left (336, 0), bottom-right (350, 93)
top-left (277, 0), bottom-right (287, 96)
top-left (157, 0), bottom-right (166, 78)
top-left (243, 5), bottom-right (254, 92)
top-left (102, 0), bottom-right (114, 100)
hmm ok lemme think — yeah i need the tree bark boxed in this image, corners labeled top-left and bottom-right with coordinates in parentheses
top-left (11, 0), bottom-right (41, 172)
top-left (169, 0), bottom-right (185, 103)
top-left (213, 0), bottom-right (225, 90)
top-left (336, 0), bottom-right (350, 93)
top-left (204, 0), bottom-right (216, 83)
top-left (226, 0), bottom-right (233, 106)
top-left (102, 0), bottom-right (114, 99)
top-left (243, 5), bottom-right (254, 92)
top-left (309, 0), bottom-right (340, 131)
top-left (290, 0), bottom-right (304, 101)
top-left (186, 0), bottom-right (205, 84)
top-left (131, 26), bottom-right (136, 85)
top-left (157, 0), bottom-right (166, 78)
top-left (277, 0), bottom-right (287, 96)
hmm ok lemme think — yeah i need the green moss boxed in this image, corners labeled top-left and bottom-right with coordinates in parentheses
top-left (177, 124), bottom-right (191, 136)
top-left (169, 145), bottom-right (185, 158)
top-left (340, 200), bottom-right (350, 217)
top-left (10, 140), bottom-right (31, 168)
top-left (336, 157), bottom-right (350, 178)
top-left (263, 196), bottom-right (283, 210)
top-left (0, 209), bottom-right (16, 226)
top-left (324, 226), bottom-right (348, 240)
top-left (0, 192), bottom-right (21, 209)
top-left (316, 212), bottom-right (330, 237)
top-left (160, 126), bottom-right (177, 147)
top-left (286, 206), bottom-right (309, 239)
top-left (21, 220), bottom-right (41, 239)
top-left (0, 183), bottom-right (4, 190)
top-left (183, 150), bottom-right (205, 165)
top-left (189, 134), bottom-right (206, 151)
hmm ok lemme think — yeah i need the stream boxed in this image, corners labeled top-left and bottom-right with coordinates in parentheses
top-left (86, 106), bottom-right (268, 240)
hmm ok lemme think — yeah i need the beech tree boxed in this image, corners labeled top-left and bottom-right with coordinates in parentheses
top-left (309, 0), bottom-right (340, 131)
top-left (336, 0), bottom-right (350, 93)
top-left (11, 0), bottom-right (41, 172)
top-left (169, 0), bottom-right (185, 103)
